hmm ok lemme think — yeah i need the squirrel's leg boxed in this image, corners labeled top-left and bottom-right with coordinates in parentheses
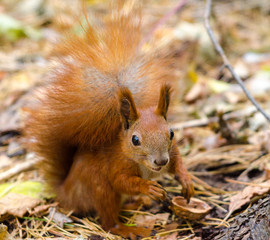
top-left (169, 140), bottom-right (194, 202)
top-left (94, 188), bottom-right (121, 230)
top-left (110, 173), bottom-right (167, 201)
top-left (107, 172), bottom-right (166, 238)
top-left (93, 185), bottom-right (152, 239)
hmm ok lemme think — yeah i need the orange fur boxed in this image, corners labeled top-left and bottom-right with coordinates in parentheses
top-left (25, 3), bottom-right (194, 238)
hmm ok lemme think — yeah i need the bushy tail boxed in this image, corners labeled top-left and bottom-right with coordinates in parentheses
top-left (57, 0), bottom-right (142, 74)
top-left (24, 1), bottom-right (143, 190)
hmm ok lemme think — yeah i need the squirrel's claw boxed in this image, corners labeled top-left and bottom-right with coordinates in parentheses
top-left (180, 174), bottom-right (194, 203)
top-left (142, 180), bottom-right (167, 201)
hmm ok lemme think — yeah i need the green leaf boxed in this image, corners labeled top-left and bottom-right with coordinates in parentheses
top-left (208, 78), bottom-right (230, 93)
top-left (0, 14), bottom-right (42, 42)
top-left (0, 181), bottom-right (53, 199)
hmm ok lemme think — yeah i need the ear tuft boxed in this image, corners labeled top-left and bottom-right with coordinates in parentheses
top-left (155, 84), bottom-right (172, 120)
top-left (119, 87), bottom-right (139, 129)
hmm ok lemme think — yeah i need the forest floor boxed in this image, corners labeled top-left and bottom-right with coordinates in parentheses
top-left (0, 0), bottom-right (270, 239)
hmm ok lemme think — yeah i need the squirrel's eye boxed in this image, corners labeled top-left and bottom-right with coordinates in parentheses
top-left (132, 135), bottom-right (140, 146)
top-left (170, 129), bottom-right (174, 140)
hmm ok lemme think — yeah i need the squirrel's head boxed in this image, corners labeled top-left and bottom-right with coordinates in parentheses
top-left (119, 84), bottom-right (174, 173)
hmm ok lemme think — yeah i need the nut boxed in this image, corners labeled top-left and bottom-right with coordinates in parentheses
top-left (171, 196), bottom-right (211, 220)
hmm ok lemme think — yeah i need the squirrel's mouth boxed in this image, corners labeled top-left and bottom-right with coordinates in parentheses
top-left (151, 166), bottom-right (162, 172)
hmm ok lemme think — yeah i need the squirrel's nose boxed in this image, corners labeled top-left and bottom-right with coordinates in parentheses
top-left (154, 158), bottom-right (168, 166)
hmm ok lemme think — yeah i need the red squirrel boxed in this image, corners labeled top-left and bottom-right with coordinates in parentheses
top-left (25, 2), bottom-right (194, 238)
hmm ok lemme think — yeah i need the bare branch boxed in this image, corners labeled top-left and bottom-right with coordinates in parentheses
top-left (204, 0), bottom-right (270, 122)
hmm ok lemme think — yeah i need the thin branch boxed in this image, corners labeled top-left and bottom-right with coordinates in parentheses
top-left (204, 0), bottom-right (270, 122)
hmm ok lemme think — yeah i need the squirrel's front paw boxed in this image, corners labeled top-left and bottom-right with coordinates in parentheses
top-left (180, 173), bottom-right (194, 202)
top-left (141, 180), bottom-right (167, 201)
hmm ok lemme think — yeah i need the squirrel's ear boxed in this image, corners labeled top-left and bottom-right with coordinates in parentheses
top-left (155, 84), bottom-right (171, 120)
top-left (119, 88), bottom-right (139, 130)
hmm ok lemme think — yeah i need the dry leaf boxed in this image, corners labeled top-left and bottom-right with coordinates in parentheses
top-left (0, 193), bottom-right (41, 217)
top-left (185, 80), bottom-right (207, 103)
top-left (48, 207), bottom-right (72, 228)
top-left (0, 155), bottom-right (12, 170)
top-left (229, 180), bottom-right (270, 213)
top-left (29, 202), bottom-right (58, 215)
top-left (135, 213), bottom-right (170, 230)
top-left (164, 222), bottom-right (179, 231)
top-left (249, 130), bottom-right (270, 153)
top-left (203, 134), bottom-right (226, 150)
top-left (159, 232), bottom-right (178, 240)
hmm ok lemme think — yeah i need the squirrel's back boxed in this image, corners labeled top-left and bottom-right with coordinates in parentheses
top-left (25, 2), bottom-right (176, 188)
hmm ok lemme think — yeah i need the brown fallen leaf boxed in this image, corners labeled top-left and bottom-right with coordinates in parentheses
top-left (203, 134), bottom-right (227, 150)
top-left (159, 232), bottom-right (178, 240)
top-left (135, 215), bottom-right (156, 230)
top-left (135, 213), bottom-right (170, 230)
top-left (0, 193), bottom-right (41, 217)
top-left (185, 80), bottom-right (208, 103)
top-left (0, 155), bottom-right (12, 170)
top-left (229, 180), bottom-right (270, 213)
top-left (29, 202), bottom-right (58, 216)
top-left (164, 222), bottom-right (179, 231)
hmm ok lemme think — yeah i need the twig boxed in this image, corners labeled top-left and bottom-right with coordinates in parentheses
top-left (204, 0), bottom-right (270, 122)
top-left (191, 174), bottom-right (227, 194)
top-left (0, 159), bottom-right (37, 182)
top-left (140, 0), bottom-right (188, 45)
top-left (225, 178), bottom-right (270, 188)
top-left (172, 105), bottom-right (257, 130)
top-left (172, 117), bottom-right (213, 130)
